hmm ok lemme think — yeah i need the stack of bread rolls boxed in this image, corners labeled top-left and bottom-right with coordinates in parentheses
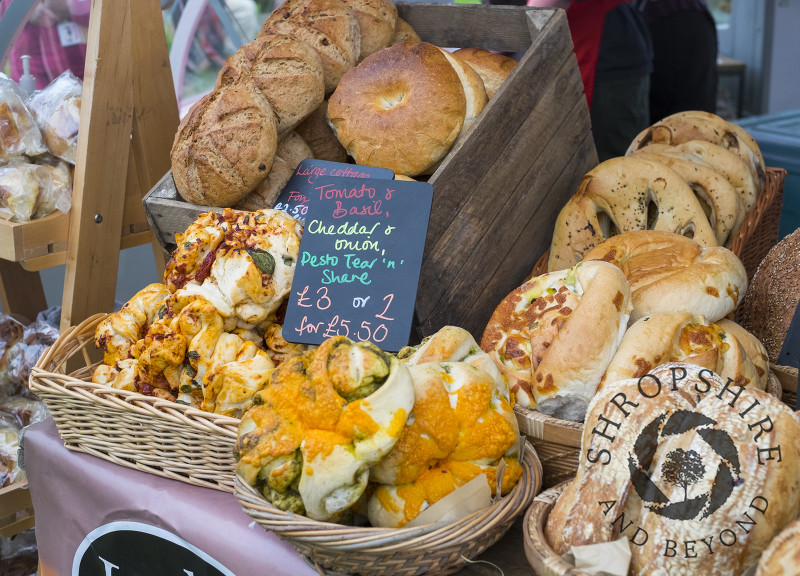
top-left (483, 230), bottom-right (768, 422)
top-left (548, 112), bottom-right (765, 271)
top-left (170, 0), bottom-right (423, 208)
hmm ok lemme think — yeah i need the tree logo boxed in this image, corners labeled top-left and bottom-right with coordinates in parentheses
top-left (628, 409), bottom-right (740, 521)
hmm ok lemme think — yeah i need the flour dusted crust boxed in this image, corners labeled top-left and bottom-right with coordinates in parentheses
top-left (755, 518), bottom-right (800, 576)
top-left (481, 260), bottom-right (631, 407)
top-left (215, 34), bottom-right (325, 136)
top-left (601, 312), bottom-right (767, 392)
top-left (546, 362), bottom-right (800, 576)
top-left (547, 156), bottom-right (719, 271)
top-left (583, 230), bottom-right (747, 323)
top-left (261, 0), bottom-right (361, 94)
top-left (170, 78), bottom-right (278, 207)
top-left (627, 111), bottom-right (765, 194)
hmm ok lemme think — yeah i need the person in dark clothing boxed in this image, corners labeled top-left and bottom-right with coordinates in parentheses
top-left (590, 2), bottom-right (654, 160)
top-left (642, 0), bottom-right (718, 123)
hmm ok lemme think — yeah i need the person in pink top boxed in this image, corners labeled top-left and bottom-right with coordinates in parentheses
top-left (1, 0), bottom-right (91, 89)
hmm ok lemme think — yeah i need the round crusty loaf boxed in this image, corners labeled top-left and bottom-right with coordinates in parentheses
top-left (235, 131), bottom-right (313, 210)
top-left (628, 110), bottom-right (766, 193)
top-left (215, 34), bottom-right (324, 137)
top-left (756, 517), bottom-right (800, 576)
top-left (171, 78), bottom-right (278, 207)
top-left (328, 41), bottom-right (468, 176)
top-left (583, 230), bottom-right (747, 323)
top-left (548, 156), bottom-right (719, 271)
top-left (294, 100), bottom-right (348, 162)
top-left (435, 47), bottom-right (488, 142)
top-left (391, 17), bottom-right (420, 45)
top-left (349, 0), bottom-right (397, 60)
top-left (261, 0), bottom-right (361, 94)
top-left (738, 227), bottom-right (800, 363)
top-left (631, 150), bottom-right (744, 246)
top-left (453, 48), bottom-right (516, 99)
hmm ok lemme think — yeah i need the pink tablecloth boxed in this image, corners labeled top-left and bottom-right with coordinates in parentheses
top-left (24, 417), bottom-right (317, 576)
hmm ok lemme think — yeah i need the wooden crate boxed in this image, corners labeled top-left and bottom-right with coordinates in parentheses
top-left (0, 480), bottom-right (34, 538)
top-left (143, 3), bottom-right (597, 338)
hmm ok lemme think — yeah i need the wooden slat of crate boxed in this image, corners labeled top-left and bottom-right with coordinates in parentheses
top-left (142, 5), bottom-right (597, 338)
top-left (0, 212), bottom-right (70, 263)
top-left (0, 481), bottom-right (34, 538)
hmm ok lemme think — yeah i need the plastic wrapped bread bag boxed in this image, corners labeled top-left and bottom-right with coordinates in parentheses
top-left (0, 162), bottom-right (39, 222)
top-left (33, 159), bottom-right (72, 218)
top-left (25, 71), bottom-right (82, 164)
top-left (0, 74), bottom-right (46, 162)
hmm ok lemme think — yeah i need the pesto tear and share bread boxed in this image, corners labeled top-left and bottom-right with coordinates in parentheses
top-left (235, 336), bottom-right (414, 521)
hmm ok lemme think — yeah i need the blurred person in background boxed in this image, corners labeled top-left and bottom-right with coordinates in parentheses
top-left (641, 0), bottom-right (718, 123)
top-left (1, 0), bottom-right (90, 89)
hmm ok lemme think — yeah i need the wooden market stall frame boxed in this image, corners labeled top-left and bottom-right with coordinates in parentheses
top-left (0, 0), bottom-right (179, 333)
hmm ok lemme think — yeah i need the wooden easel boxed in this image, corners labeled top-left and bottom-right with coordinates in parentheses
top-left (0, 0), bottom-right (178, 330)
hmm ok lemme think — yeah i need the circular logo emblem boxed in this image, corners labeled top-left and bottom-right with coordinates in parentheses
top-left (628, 409), bottom-right (740, 521)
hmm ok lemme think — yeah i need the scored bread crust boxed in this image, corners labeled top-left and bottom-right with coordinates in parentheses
top-left (349, 0), bottom-right (397, 60)
top-left (328, 41), bottom-right (466, 176)
top-left (261, 0), bottom-right (361, 94)
top-left (627, 110), bottom-right (766, 194)
top-left (481, 260), bottom-right (631, 407)
top-left (583, 230), bottom-right (747, 323)
top-left (170, 78), bottom-right (278, 207)
top-left (452, 48), bottom-right (517, 98)
top-left (215, 34), bottom-right (324, 136)
top-left (547, 156), bottom-right (719, 271)
top-left (631, 150), bottom-right (743, 246)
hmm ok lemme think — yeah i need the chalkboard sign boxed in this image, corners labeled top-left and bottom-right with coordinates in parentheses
top-left (274, 159), bottom-right (394, 224)
top-left (283, 176), bottom-right (434, 351)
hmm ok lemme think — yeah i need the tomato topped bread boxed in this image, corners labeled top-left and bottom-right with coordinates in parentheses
top-left (481, 260), bottom-right (631, 410)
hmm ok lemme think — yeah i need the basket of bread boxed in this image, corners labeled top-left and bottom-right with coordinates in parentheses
top-left (482, 112), bottom-right (789, 488)
top-left (523, 362), bottom-right (800, 576)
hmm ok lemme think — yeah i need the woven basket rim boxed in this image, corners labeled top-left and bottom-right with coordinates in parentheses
top-left (235, 442), bottom-right (541, 551)
top-left (523, 481), bottom-right (584, 576)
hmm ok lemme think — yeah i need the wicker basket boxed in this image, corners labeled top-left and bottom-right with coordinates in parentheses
top-left (517, 166), bottom-right (787, 487)
top-left (523, 482), bottom-right (582, 576)
top-left (235, 442), bottom-right (541, 576)
top-left (29, 314), bottom-right (240, 492)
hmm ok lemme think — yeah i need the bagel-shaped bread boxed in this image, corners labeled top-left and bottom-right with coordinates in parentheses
top-left (600, 312), bottom-right (767, 391)
top-left (349, 0), bottom-right (397, 60)
top-left (261, 0), bottom-right (361, 94)
top-left (481, 260), bottom-right (631, 408)
top-left (391, 16), bottom-right (420, 45)
top-left (235, 131), bottom-right (313, 210)
top-left (170, 78), bottom-right (278, 207)
top-left (628, 110), bottom-right (766, 193)
top-left (435, 47), bottom-right (488, 141)
top-left (630, 140), bottom-right (759, 213)
top-left (547, 156), bottom-right (719, 271)
top-left (328, 41), bottom-right (467, 176)
top-left (294, 100), bottom-right (349, 162)
top-left (631, 150), bottom-right (744, 246)
top-left (546, 362), bottom-right (800, 575)
top-left (453, 48), bottom-right (517, 99)
top-left (583, 230), bottom-right (747, 323)
top-left (215, 34), bottom-right (325, 136)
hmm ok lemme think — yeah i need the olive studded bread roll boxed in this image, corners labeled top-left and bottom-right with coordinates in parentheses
top-left (215, 34), bottom-right (325, 137)
top-left (348, 0), bottom-right (397, 60)
top-left (547, 156), bottom-right (719, 271)
top-left (294, 99), bottom-right (348, 162)
top-left (170, 77), bottom-right (278, 207)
